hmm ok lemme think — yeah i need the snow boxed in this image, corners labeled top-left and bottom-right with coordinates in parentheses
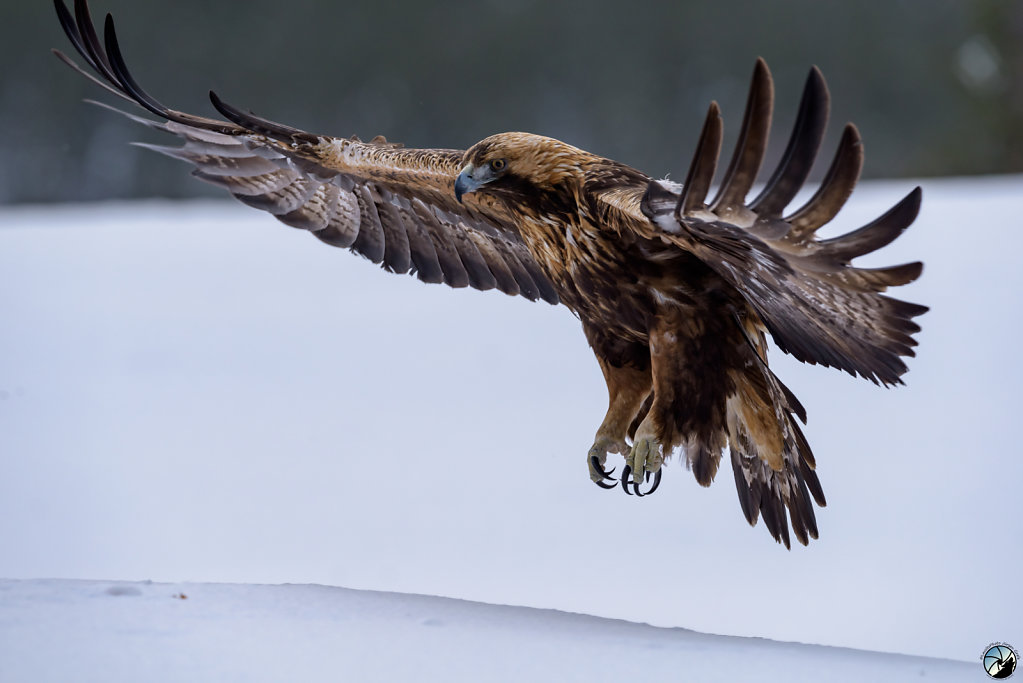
top-left (0, 579), bottom-right (973, 682)
top-left (0, 176), bottom-right (1021, 677)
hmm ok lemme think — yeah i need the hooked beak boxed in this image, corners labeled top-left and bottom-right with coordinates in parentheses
top-left (454, 164), bottom-right (482, 203)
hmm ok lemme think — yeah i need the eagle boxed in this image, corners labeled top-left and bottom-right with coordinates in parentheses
top-left (54, 0), bottom-right (926, 548)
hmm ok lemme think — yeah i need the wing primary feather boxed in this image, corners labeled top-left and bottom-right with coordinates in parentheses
top-left (785, 123), bottom-right (863, 239)
top-left (855, 261), bottom-right (924, 290)
top-left (818, 187), bottom-right (922, 262)
top-left (57, 3), bottom-right (242, 135)
top-left (90, 98), bottom-right (179, 131)
top-left (676, 101), bottom-right (723, 218)
top-left (100, 14), bottom-right (174, 120)
top-left (72, 0), bottom-right (119, 84)
top-left (209, 91), bottom-right (320, 145)
top-left (52, 48), bottom-right (134, 104)
top-left (54, 2), bottom-right (95, 70)
top-left (749, 66), bottom-right (830, 217)
top-left (710, 57), bottom-right (774, 212)
top-left (90, 100), bottom-right (254, 159)
top-left (132, 143), bottom-right (280, 176)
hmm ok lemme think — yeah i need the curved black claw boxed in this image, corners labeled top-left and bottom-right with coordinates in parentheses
top-left (590, 455), bottom-right (616, 480)
top-left (623, 467), bottom-right (662, 497)
top-left (590, 455), bottom-right (617, 489)
top-left (620, 465), bottom-right (634, 495)
top-left (642, 469), bottom-right (663, 496)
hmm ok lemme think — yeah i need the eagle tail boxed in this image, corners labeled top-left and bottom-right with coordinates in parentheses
top-left (725, 322), bottom-right (826, 548)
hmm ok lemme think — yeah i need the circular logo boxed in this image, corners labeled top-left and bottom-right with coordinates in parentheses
top-left (983, 643), bottom-right (1018, 679)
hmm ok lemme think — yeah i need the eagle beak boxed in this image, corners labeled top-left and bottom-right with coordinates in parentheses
top-left (454, 164), bottom-right (481, 203)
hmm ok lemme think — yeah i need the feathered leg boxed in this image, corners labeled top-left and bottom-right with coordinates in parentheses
top-left (587, 356), bottom-right (651, 486)
top-left (625, 305), bottom-right (735, 486)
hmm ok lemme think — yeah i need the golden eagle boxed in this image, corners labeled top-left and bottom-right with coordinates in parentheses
top-left (54, 0), bottom-right (926, 548)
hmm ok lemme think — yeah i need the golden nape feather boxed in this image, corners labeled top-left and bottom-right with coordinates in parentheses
top-left (55, 0), bottom-right (926, 549)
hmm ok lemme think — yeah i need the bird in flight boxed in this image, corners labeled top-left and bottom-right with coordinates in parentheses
top-left (54, 0), bottom-right (926, 548)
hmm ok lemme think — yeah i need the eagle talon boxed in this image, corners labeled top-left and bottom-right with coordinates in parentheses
top-left (588, 436), bottom-right (626, 488)
top-left (622, 463), bottom-right (662, 497)
top-left (590, 455), bottom-right (616, 480)
top-left (620, 465), bottom-right (634, 495)
top-left (634, 468), bottom-right (662, 496)
top-left (623, 436), bottom-right (663, 495)
top-left (646, 469), bottom-right (662, 495)
top-left (593, 456), bottom-right (613, 488)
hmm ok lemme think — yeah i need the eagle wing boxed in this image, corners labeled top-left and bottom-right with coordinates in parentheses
top-left (53, 0), bottom-right (558, 304)
top-left (636, 58), bottom-right (926, 387)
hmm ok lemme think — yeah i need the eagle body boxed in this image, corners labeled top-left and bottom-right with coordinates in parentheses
top-left (457, 134), bottom-right (804, 497)
top-left (54, 0), bottom-right (927, 548)
top-left (462, 135), bottom-right (730, 353)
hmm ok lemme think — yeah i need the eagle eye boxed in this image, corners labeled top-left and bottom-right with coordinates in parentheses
top-left (489, 158), bottom-right (507, 172)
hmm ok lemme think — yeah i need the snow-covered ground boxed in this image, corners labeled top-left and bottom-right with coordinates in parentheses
top-left (0, 578), bottom-right (973, 682)
top-left (1, 176), bottom-right (1020, 676)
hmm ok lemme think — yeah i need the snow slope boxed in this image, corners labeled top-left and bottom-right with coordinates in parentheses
top-left (1, 176), bottom-right (1021, 667)
top-left (0, 579), bottom-right (974, 683)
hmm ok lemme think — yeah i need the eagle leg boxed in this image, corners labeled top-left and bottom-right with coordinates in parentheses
top-left (587, 355), bottom-right (651, 489)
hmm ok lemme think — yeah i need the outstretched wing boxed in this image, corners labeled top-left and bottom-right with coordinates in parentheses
top-left (639, 58), bottom-right (926, 386)
top-left (52, 0), bottom-right (558, 304)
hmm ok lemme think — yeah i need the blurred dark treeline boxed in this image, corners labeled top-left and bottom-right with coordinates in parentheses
top-left (1, 0), bottom-right (1020, 204)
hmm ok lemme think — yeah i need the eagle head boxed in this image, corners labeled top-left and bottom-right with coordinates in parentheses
top-left (455, 132), bottom-right (591, 203)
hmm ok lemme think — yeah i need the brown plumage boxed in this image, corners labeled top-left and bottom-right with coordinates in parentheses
top-left (55, 0), bottom-right (926, 548)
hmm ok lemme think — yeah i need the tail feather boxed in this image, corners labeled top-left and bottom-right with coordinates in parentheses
top-left (726, 345), bottom-right (824, 549)
top-left (689, 438), bottom-right (724, 487)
